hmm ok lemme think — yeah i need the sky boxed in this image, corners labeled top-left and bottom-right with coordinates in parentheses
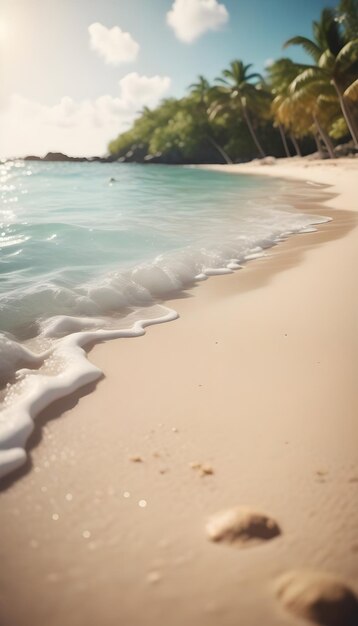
top-left (0, 0), bottom-right (338, 158)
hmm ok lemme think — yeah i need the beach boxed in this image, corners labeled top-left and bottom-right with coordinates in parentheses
top-left (0, 157), bottom-right (357, 625)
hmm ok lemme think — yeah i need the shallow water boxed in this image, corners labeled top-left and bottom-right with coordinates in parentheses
top-left (0, 160), bottom-right (329, 479)
top-left (0, 160), bottom-right (327, 336)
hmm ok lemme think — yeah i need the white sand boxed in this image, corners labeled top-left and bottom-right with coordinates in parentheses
top-left (0, 158), bottom-right (357, 626)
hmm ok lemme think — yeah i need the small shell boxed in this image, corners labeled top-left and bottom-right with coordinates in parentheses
top-left (206, 506), bottom-right (280, 546)
top-left (274, 569), bottom-right (358, 625)
top-left (129, 455), bottom-right (143, 463)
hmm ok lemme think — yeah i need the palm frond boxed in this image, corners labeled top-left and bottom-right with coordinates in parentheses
top-left (292, 79), bottom-right (335, 100)
top-left (215, 77), bottom-right (231, 86)
top-left (284, 36), bottom-right (322, 62)
top-left (293, 63), bottom-right (327, 71)
top-left (336, 39), bottom-right (358, 71)
top-left (318, 49), bottom-right (335, 70)
top-left (222, 69), bottom-right (235, 80)
top-left (343, 77), bottom-right (358, 101)
top-left (317, 95), bottom-right (339, 108)
top-left (245, 72), bottom-right (264, 82)
top-left (289, 68), bottom-right (324, 93)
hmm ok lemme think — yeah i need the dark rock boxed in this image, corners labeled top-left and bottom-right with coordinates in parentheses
top-left (21, 153), bottom-right (117, 163)
top-left (43, 152), bottom-right (75, 161)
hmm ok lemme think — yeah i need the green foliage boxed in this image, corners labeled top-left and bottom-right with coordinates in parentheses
top-left (329, 115), bottom-right (349, 138)
top-left (283, 4), bottom-right (358, 145)
top-left (108, 1), bottom-right (358, 162)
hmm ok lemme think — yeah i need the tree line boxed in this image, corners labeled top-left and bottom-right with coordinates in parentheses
top-left (108, 1), bottom-right (358, 164)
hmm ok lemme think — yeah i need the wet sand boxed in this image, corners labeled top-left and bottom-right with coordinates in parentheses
top-left (0, 158), bottom-right (357, 626)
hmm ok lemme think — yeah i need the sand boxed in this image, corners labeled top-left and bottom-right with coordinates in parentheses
top-left (0, 157), bottom-right (357, 626)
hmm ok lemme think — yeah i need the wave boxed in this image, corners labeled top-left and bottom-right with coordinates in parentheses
top-left (0, 161), bottom-right (332, 482)
top-left (0, 209), bottom-right (330, 336)
top-left (0, 209), bottom-right (331, 481)
top-left (0, 307), bottom-right (178, 479)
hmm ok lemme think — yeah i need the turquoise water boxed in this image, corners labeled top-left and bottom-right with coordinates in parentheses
top-left (0, 160), bottom-right (326, 338)
top-left (0, 160), bottom-right (331, 480)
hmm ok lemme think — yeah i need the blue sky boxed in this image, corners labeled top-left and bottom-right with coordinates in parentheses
top-left (0, 0), bottom-right (338, 156)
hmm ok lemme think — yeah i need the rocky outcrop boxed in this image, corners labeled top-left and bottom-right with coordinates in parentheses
top-left (23, 152), bottom-right (116, 163)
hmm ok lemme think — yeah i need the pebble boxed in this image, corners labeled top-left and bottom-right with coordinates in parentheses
top-left (190, 461), bottom-right (214, 476)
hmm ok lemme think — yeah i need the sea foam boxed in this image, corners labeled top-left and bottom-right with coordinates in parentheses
top-left (0, 307), bottom-right (178, 479)
top-left (0, 161), bottom-right (331, 480)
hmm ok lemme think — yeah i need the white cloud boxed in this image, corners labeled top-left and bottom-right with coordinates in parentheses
top-left (0, 73), bottom-right (171, 158)
top-left (167, 0), bottom-right (229, 43)
top-left (119, 73), bottom-right (171, 107)
top-left (88, 22), bottom-right (139, 65)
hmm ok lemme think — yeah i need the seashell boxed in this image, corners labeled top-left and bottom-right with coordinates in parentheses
top-left (206, 506), bottom-right (280, 546)
top-left (274, 569), bottom-right (358, 626)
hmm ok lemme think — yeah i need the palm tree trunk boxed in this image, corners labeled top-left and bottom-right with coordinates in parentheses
top-left (207, 135), bottom-right (233, 164)
top-left (313, 115), bottom-right (335, 159)
top-left (346, 99), bottom-right (358, 142)
top-left (242, 104), bottom-right (266, 159)
top-left (289, 133), bottom-right (301, 157)
top-left (313, 132), bottom-right (325, 158)
top-left (332, 79), bottom-right (358, 148)
top-left (278, 123), bottom-right (290, 157)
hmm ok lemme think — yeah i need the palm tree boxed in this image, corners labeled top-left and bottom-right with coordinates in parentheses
top-left (338, 0), bottom-right (358, 115)
top-left (215, 61), bottom-right (267, 158)
top-left (267, 58), bottom-right (307, 156)
top-left (284, 7), bottom-right (358, 147)
top-left (188, 75), bottom-right (212, 105)
top-left (296, 88), bottom-right (338, 158)
top-left (268, 57), bottom-right (343, 158)
top-left (188, 75), bottom-right (233, 163)
top-left (269, 57), bottom-right (341, 159)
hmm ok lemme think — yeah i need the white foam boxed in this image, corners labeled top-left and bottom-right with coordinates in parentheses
top-left (204, 267), bottom-right (234, 276)
top-left (227, 262), bottom-right (243, 270)
top-left (0, 210), bottom-right (332, 482)
top-left (244, 251), bottom-right (266, 261)
top-left (40, 315), bottom-right (106, 338)
top-left (299, 226), bottom-right (320, 234)
top-left (0, 307), bottom-right (178, 480)
top-left (0, 335), bottom-right (49, 381)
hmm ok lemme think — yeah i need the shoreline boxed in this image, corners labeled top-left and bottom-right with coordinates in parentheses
top-left (0, 166), bottom-right (331, 482)
top-left (0, 158), bottom-right (357, 626)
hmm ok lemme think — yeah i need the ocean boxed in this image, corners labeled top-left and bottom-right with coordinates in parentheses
top-left (0, 160), bottom-right (329, 479)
